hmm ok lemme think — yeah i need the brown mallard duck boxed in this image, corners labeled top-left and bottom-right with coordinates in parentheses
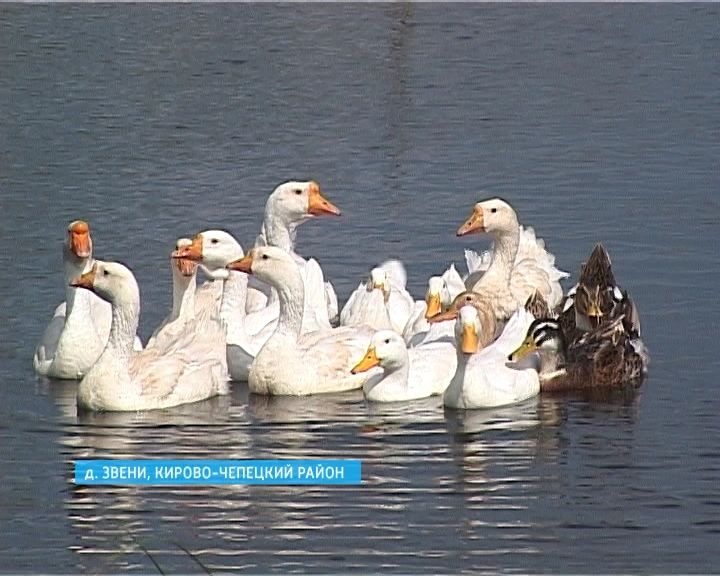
top-left (509, 312), bottom-right (648, 392)
top-left (579, 243), bottom-right (616, 289)
top-left (524, 290), bottom-right (550, 318)
top-left (552, 243), bottom-right (625, 338)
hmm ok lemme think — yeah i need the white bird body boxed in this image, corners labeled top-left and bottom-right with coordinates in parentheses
top-left (404, 264), bottom-right (465, 347)
top-left (444, 306), bottom-right (540, 410)
top-left (340, 262), bottom-right (414, 334)
top-left (458, 199), bottom-right (568, 320)
top-left (228, 246), bottom-right (374, 396)
top-left (34, 221), bottom-right (141, 380)
top-left (255, 180), bottom-right (341, 323)
top-left (352, 330), bottom-right (456, 402)
top-left (74, 261), bottom-right (228, 412)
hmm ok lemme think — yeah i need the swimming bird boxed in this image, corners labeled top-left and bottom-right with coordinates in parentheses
top-left (456, 198), bottom-right (568, 321)
top-left (72, 260), bottom-right (228, 411)
top-left (227, 246), bottom-right (374, 396)
top-left (443, 305), bottom-right (539, 409)
top-left (351, 330), bottom-right (456, 402)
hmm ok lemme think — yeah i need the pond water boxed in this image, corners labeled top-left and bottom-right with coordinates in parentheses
top-left (1, 4), bottom-right (719, 573)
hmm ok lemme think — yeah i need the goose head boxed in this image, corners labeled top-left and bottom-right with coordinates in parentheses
top-left (428, 290), bottom-right (489, 323)
top-left (455, 305), bottom-right (484, 355)
top-left (266, 180), bottom-right (341, 225)
top-left (351, 330), bottom-right (407, 374)
top-left (71, 260), bottom-right (139, 308)
top-left (457, 198), bottom-right (518, 237)
top-left (366, 268), bottom-right (391, 301)
top-left (509, 318), bottom-right (566, 363)
top-left (226, 245), bottom-right (299, 288)
top-left (173, 238), bottom-right (197, 278)
top-left (65, 220), bottom-right (93, 261)
top-left (172, 230), bottom-right (243, 279)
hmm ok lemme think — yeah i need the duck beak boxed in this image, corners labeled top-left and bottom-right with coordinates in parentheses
top-left (428, 307), bottom-right (458, 324)
top-left (424, 293), bottom-right (442, 319)
top-left (587, 301), bottom-right (604, 327)
top-left (461, 323), bottom-right (479, 354)
top-left (509, 335), bottom-right (537, 362)
top-left (457, 207), bottom-right (485, 236)
top-left (68, 221), bottom-right (92, 258)
top-left (227, 252), bottom-right (254, 274)
top-left (174, 257), bottom-right (197, 277)
top-left (307, 181), bottom-right (341, 216)
top-left (351, 346), bottom-right (380, 374)
top-left (70, 263), bottom-right (97, 291)
top-left (172, 235), bottom-right (203, 261)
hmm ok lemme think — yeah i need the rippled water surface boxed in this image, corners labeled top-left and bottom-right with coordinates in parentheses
top-left (2, 4), bottom-right (719, 573)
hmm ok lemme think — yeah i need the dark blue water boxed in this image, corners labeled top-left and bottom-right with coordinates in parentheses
top-left (1, 4), bottom-right (719, 573)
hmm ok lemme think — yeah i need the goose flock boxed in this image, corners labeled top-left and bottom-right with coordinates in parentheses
top-left (34, 180), bottom-right (649, 412)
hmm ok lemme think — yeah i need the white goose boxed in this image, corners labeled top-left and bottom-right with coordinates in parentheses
top-left (72, 260), bottom-right (228, 411)
top-left (340, 262), bottom-right (414, 334)
top-left (173, 230), bottom-right (277, 381)
top-left (403, 264), bottom-right (465, 346)
top-left (34, 221), bottom-right (140, 380)
top-left (253, 180), bottom-right (340, 322)
top-left (227, 246), bottom-right (374, 396)
top-left (351, 330), bottom-right (456, 402)
top-left (444, 305), bottom-right (539, 409)
top-left (146, 238), bottom-right (223, 351)
top-left (457, 198), bottom-right (568, 320)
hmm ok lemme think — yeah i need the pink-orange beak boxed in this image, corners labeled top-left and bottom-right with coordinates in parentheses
top-left (68, 220), bottom-right (92, 258)
top-left (307, 181), bottom-right (341, 216)
top-left (227, 251), bottom-right (254, 274)
top-left (70, 263), bottom-right (97, 291)
top-left (172, 235), bottom-right (203, 261)
top-left (456, 206), bottom-right (485, 237)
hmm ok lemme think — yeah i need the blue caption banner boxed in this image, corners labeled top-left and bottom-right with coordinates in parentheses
top-left (75, 459), bottom-right (362, 485)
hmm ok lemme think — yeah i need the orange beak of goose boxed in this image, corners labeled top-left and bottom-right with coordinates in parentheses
top-left (172, 235), bottom-right (203, 261)
top-left (427, 307), bottom-right (458, 324)
top-left (227, 252), bottom-right (254, 274)
top-left (174, 257), bottom-right (197, 277)
top-left (68, 220), bottom-right (92, 258)
top-left (456, 206), bottom-right (485, 237)
top-left (307, 181), bottom-right (341, 217)
top-left (70, 263), bottom-right (97, 291)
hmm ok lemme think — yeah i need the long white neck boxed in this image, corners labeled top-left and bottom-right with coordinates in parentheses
top-left (220, 271), bottom-right (248, 325)
top-left (478, 227), bottom-right (520, 288)
top-left (105, 297), bottom-right (140, 364)
top-left (263, 209), bottom-right (297, 253)
top-left (270, 265), bottom-right (305, 338)
top-left (63, 248), bottom-right (93, 315)
top-left (171, 269), bottom-right (196, 321)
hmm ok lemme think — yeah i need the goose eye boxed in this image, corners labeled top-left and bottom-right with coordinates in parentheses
top-left (490, 207), bottom-right (497, 213)
top-left (384, 338), bottom-right (390, 344)
top-left (261, 254), bottom-right (269, 260)
top-left (103, 270), bottom-right (109, 276)
top-left (294, 189), bottom-right (302, 195)
top-left (211, 238), bottom-right (219, 244)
